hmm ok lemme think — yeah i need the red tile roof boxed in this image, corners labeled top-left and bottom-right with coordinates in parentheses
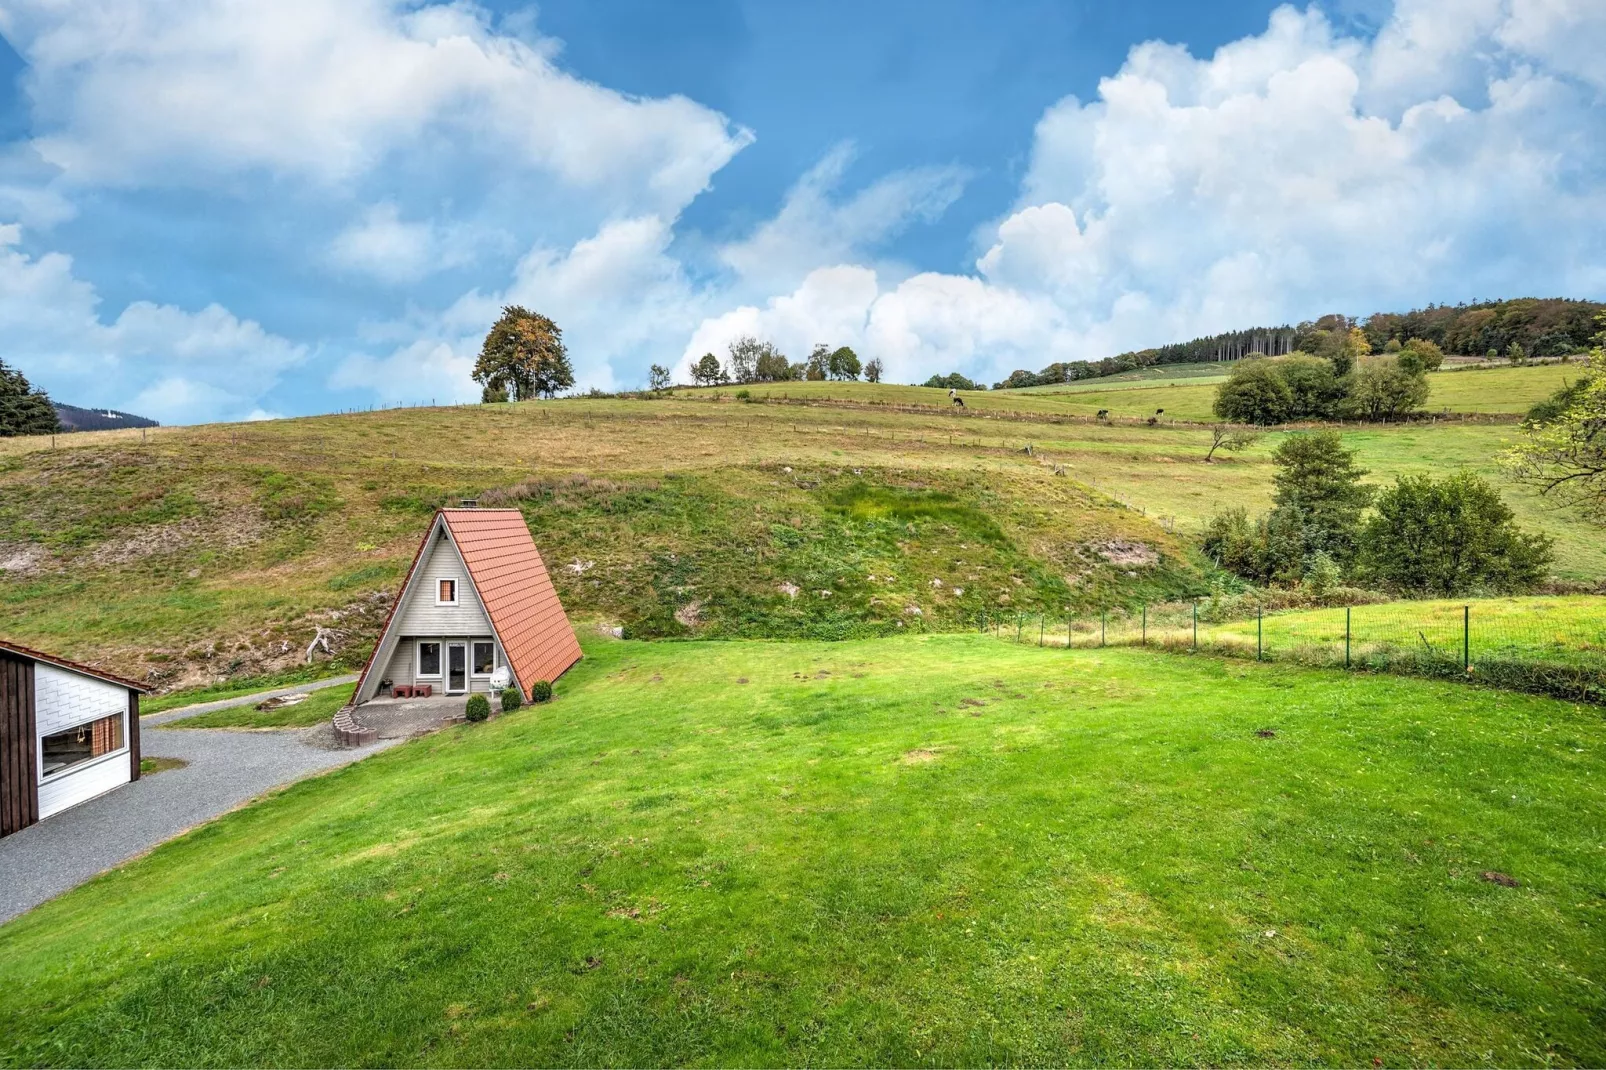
top-left (0, 638), bottom-right (148, 693)
top-left (441, 509), bottom-right (583, 695)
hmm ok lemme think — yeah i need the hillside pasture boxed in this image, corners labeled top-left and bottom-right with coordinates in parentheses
top-left (1, 635), bottom-right (1602, 1066)
top-left (0, 367), bottom-right (1597, 693)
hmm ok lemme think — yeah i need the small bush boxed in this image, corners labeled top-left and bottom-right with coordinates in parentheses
top-left (464, 694), bottom-right (490, 722)
top-left (735, 388), bottom-right (751, 400)
top-left (500, 687), bottom-right (522, 713)
top-left (531, 680), bottom-right (553, 704)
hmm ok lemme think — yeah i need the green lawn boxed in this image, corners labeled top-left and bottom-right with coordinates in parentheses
top-left (165, 683), bottom-right (357, 729)
top-left (2, 635), bottom-right (1602, 1066)
top-left (1202, 595), bottom-right (1606, 668)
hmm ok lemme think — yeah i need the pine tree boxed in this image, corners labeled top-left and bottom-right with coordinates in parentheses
top-left (0, 359), bottom-right (61, 437)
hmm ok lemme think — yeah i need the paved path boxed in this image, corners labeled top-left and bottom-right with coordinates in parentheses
top-left (143, 673), bottom-right (358, 726)
top-left (0, 722), bottom-right (396, 925)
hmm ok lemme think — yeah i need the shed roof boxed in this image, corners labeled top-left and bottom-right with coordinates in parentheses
top-left (0, 638), bottom-right (148, 693)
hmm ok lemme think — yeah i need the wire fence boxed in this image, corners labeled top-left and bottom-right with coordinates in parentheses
top-left (975, 596), bottom-right (1606, 704)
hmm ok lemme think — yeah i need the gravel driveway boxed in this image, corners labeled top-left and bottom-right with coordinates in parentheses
top-left (0, 722), bottom-right (396, 925)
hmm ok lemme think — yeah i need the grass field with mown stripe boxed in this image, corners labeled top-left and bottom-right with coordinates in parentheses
top-left (0, 634), bottom-right (1602, 1066)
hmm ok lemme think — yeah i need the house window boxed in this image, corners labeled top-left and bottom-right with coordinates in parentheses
top-left (418, 641), bottom-right (442, 677)
top-left (436, 579), bottom-right (458, 605)
top-left (40, 713), bottom-right (125, 780)
top-left (472, 641), bottom-right (495, 676)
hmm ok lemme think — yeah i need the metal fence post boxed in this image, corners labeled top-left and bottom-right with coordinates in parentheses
top-left (1039, 615), bottom-right (1044, 647)
top-left (1016, 614), bottom-right (1022, 642)
top-left (1463, 604), bottom-right (1470, 671)
top-left (1345, 606), bottom-right (1351, 669)
top-left (1141, 603), bottom-right (1147, 646)
top-left (1101, 610), bottom-right (1106, 648)
top-left (1257, 606), bottom-right (1263, 661)
top-left (1192, 600), bottom-right (1198, 650)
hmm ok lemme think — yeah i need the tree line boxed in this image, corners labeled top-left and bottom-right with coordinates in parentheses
top-left (687, 338), bottom-right (882, 386)
top-left (990, 298), bottom-right (1604, 391)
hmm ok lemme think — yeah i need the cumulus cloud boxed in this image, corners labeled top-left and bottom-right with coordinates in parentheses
top-left (669, 0), bottom-right (1606, 388)
top-left (0, 226), bottom-right (305, 424)
top-left (328, 202), bottom-right (479, 284)
top-left (0, 0), bottom-right (752, 217)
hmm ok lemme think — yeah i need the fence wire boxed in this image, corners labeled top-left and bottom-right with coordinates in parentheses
top-left (976, 596), bottom-right (1606, 703)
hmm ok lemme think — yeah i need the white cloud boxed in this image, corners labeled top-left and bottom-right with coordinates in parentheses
top-left (1, 0), bottom-right (752, 217)
top-left (677, 0), bottom-right (1606, 387)
top-left (719, 144), bottom-right (968, 295)
top-left (328, 202), bottom-right (477, 284)
top-left (0, 226), bottom-right (305, 423)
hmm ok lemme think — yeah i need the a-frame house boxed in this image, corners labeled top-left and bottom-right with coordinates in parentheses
top-left (354, 508), bottom-right (582, 704)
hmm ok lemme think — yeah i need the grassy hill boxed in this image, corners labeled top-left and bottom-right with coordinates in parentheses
top-left (2, 635), bottom-right (1603, 1065)
top-left (0, 362), bottom-right (1595, 694)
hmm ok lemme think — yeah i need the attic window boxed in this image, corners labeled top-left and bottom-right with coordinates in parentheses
top-left (437, 579), bottom-right (458, 605)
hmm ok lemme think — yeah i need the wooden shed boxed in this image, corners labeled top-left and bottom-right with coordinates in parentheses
top-left (1, 640), bottom-right (145, 838)
top-left (353, 508), bottom-right (582, 704)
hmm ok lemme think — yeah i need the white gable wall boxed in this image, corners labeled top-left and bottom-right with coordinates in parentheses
top-left (35, 663), bottom-right (131, 819)
top-left (396, 533), bottom-right (492, 635)
top-left (357, 522), bottom-right (506, 702)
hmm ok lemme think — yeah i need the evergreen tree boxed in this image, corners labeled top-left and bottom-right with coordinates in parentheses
top-left (0, 359), bottom-right (61, 437)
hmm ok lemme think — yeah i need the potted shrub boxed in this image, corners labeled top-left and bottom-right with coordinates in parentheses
top-left (464, 694), bottom-right (490, 722)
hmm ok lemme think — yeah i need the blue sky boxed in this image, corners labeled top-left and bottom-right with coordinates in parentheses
top-left (0, 0), bottom-right (1601, 424)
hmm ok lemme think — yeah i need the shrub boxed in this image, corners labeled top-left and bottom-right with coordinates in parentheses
top-left (1213, 359), bottom-right (1293, 424)
top-left (531, 680), bottom-right (553, 703)
top-left (500, 686), bottom-right (522, 713)
top-left (735, 388), bottom-right (751, 400)
top-left (1356, 471), bottom-right (1554, 594)
top-left (1342, 357), bottom-right (1429, 421)
top-left (464, 694), bottom-right (491, 722)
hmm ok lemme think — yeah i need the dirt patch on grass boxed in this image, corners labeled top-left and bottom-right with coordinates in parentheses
top-left (901, 748), bottom-right (941, 765)
top-left (256, 693), bottom-right (310, 712)
top-left (89, 513), bottom-right (268, 566)
top-left (0, 542), bottom-right (51, 574)
top-left (1092, 540), bottom-right (1159, 567)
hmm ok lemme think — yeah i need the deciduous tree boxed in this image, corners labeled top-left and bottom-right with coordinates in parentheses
top-left (1503, 349), bottom-right (1606, 519)
top-left (828, 346), bottom-right (861, 381)
top-left (473, 306), bottom-right (574, 400)
top-left (864, 357), bottom-right (883, 383)
top-left (1357, 472), bottom-right (1553, 594)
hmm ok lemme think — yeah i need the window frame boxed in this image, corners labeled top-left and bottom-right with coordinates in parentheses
top-left (37, 706), bottom-right (128, 784)
top-left (417, 640), bottom-right (443, 679)
top-left (435, 578), bottom-right (459, 606)
top-left (471, 640), bottom-right (496, 677)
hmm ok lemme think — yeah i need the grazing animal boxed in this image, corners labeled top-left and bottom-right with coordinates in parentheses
top-left (1096, 409), bottom-right (1109, 420)
top-left (1155, 408), bottom-right (1165, 417)
top-left (952, 395), bottom-right (966, 408)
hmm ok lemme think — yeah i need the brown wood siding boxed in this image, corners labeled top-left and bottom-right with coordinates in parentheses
top-left (0, 652), bottom-right (39, 837)
top-left (129, 691), bottom-right (141, 782)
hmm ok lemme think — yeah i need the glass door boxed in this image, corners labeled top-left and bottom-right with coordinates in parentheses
top-left (447, 643), bottom-right (467, 693)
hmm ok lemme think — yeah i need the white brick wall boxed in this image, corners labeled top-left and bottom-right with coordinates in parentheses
top-left (36, 664), bottom-right (127, 735)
